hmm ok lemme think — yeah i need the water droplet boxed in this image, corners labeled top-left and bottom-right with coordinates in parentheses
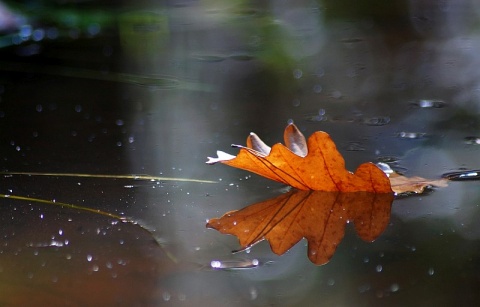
top-left (87, 254), bottom-right (93, 262)
top-left (428, 267), bottom-right (435, 275)
top-left (115, 119), bottom-right (124, 126)
top-left (75, 105), bottom-right (82, 113)
top-left (327, 278), bottom-right (335, 286)
top-left (375, 264), bottom-right (383, 272)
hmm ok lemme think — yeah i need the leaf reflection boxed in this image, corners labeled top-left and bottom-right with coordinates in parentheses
top-left (207, 190), bottom-right (394, 265)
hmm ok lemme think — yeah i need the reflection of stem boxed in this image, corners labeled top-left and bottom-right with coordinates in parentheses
top-left (0, 172), bottom-right (217, 184)
top-left (0, 193), bottom-right (179, 264)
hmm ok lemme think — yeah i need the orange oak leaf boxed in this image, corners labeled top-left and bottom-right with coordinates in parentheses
top-left (206, 190), bottom-right (394, 265)
top-left (207, 124), bottom-right (392, 193)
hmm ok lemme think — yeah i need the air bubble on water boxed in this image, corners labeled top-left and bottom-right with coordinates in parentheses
top-left (87, 23), bottom-right (101, 36)
top-left (19, 24), bottom-right (32, 39)
top-left (363, 116), bottom-right (390, 126)
top-left (397, 132), bottom-right (426, 139)
top-left (293, 69), bottom-right (303, 79)
top-left (332, 90), bottom-right (342, 99)
top-left (390, 283), bottom-right (400, 292)
top-left (315, 67), bottom-right (325, 77)
top-left (358, 283), bottom-right (371, 293)
top-left (414, 99), bottom-right (446, 108)
top-left (464, 137), bottom-right (480, 145)
top-left (287, 118), bottom-right (294, 125)
top-left (313, 84), bottom-right (322, 93)
top-left (162, 291), bottom-right (171, 301)
top-left (249, 287), bottom-right (258, 300)
top-left (32, 29), bottom-right (45, 41)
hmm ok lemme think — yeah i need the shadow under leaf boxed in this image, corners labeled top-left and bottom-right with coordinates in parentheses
top-left (207, 190), bottom-right (394, 265)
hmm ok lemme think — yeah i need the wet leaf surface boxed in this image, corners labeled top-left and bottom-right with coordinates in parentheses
top-left (207, 190), bottom-right (394, 265)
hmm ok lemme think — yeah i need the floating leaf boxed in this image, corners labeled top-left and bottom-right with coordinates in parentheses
top-left (207, 123), bottom-right (392, 193)
top-left (207, 190), bottom-right (394, 265)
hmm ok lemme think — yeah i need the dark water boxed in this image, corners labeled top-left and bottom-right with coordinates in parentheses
top-left (1, 0), bottom-right (480, 306)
